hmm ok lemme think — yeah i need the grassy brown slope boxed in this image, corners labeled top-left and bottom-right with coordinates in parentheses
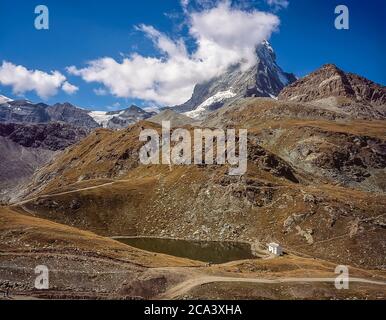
top-left (0, 207), bottom-right (205, 299)
top-left (0, 206), bottom-right (202, 268)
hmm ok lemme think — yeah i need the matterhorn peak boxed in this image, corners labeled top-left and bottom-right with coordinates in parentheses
top-left (173, 42), bottom-right (296, 118)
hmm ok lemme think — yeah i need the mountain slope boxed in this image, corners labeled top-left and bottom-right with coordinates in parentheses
top-left (173, 41), bottom-right (296, 119)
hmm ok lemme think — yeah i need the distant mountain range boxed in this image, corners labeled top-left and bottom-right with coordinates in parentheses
top-left (0, 99), bottom-right (99, 127)
top-left (1, 43), bottom-right (385, 131)
top-left (0, 99), bottom-right (156, 130)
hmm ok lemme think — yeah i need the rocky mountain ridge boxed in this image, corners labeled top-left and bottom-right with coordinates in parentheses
top-left (0, 99), bottom-right (156, 130)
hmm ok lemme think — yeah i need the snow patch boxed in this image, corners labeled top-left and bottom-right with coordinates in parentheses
top-left (184, 90), bottom-right (236, 119)
top-left (0, 95), bottom-right (13, 104)
top-left (89, 111), bottom-right (115, 128)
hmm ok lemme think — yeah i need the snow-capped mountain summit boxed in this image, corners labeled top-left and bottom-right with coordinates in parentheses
top-left (174, 41), bottom-right (296, 119)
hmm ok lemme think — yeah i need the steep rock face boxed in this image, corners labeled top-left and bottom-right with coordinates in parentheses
top-left (0, 100), bottom-right (100, 128)
top-left (173, 41), bottom-right (296, 118)
top-left (48, 103), bottom-right (100, 128)
top-left (278, 64), bottom-right (386, 106)
top-left (0, 136), bottom-right (55, 200)
top-left (0, 122), bottom-right (89, 151)
top-left (0, 100), bottom-right (50, 124)
top-left (0, 123), bottom-right (89, 202)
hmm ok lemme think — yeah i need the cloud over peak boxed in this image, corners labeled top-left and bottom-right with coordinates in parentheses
top-left (68, 1), bottom-right (280, 106)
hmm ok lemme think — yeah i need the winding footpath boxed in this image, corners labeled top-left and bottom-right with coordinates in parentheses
top-left (158, 275), bottom-right (386, 299)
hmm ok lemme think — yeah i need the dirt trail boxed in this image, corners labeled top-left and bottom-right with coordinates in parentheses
top-left (12, 181), bottom-right (116, 206)
top-left (158, 275), bottom-right (386, 299)
top-left (0, 250), bottom-right (147, 269)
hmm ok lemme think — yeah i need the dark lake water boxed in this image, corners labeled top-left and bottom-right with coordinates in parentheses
top-left (117, 237), bottom-right (255, 264)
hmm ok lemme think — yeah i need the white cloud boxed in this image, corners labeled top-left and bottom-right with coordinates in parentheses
top-left (0, 61), bottom-right (78, 99)
top-left (181, 0), bottom-right (190, 12)
top-left (68, 1), bottom-right (280, 106)
top-left (62, 81), bottom-right (79, 94)
top-left (266, 0), bottom-right (289, 10)
top-left (94, 87), bottom-right (108, 96)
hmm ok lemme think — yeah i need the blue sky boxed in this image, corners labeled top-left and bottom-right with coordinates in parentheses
top-left (0, 0), bottom-right (385, 110)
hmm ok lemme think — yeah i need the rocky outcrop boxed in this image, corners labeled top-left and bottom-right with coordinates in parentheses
top-left (0, 122), bottom-right (89, 151)
top-left (278, 64), bottom-right (386, 106)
